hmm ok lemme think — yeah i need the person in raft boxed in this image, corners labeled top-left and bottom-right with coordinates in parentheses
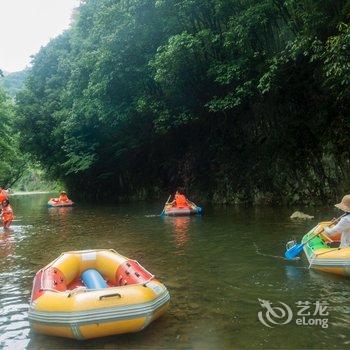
top-left (1, 200), bottom-right (14, 229)
top-left (170, 189), bottom-right (194, 208)
top-left (58, 191), bottom-right (69, 202)
top-left (324, 195), bottom-right (350, 248)
top-left (52, 191), bottom-right (70, 203)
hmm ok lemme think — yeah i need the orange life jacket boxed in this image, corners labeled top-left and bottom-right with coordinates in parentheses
top-left (59, 194), bottom-right (69, 202)
top-left (175, 194), bottom-right (188, 207)
top-left (0, 190), bottom-right (8, 203)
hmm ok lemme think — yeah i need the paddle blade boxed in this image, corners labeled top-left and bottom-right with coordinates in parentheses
top-left (284, 243), bottom-right (304, 260)
top-left (196, 206), bottom-right (203, 214)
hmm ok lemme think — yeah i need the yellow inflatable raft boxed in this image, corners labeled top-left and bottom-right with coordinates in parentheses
top-left (28, 249), bottom-right (170, 339)
top-left (302, 222), bottom-right (350, 277)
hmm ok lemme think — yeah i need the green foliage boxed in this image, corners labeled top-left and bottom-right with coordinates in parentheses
top-left (12, 165), bottom-right (60, 192)
top-left (0, 88), bottom-right (28, 187)
top-left (16, 0), bottom-right (350, 204)
top-left (0, 69), bottom-right (29, 98)
top-left (323, 23), bottom-right (350, 102)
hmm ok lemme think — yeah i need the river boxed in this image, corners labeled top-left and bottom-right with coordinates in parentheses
top-left (0, 194), bottom-right (349, 349)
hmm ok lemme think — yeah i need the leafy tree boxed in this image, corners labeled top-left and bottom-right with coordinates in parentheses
top-left (16, 0), bottom-right (350, 204)
top-left (0, 69), bottom-right (29, 97)
top-left (0, 88), bottom-right (27, 187)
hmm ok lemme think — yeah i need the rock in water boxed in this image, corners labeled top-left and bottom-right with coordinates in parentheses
top-left (290, 211), bottom-right (314, 220)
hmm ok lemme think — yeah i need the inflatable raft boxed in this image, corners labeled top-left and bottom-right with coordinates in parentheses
top-left (302, 222), bottom-right (350, 277)
top-left (163, 204), bottom-right (203, 216)
top-left (28, 249), bottom-right (170, 339)
top-left (47, 198), bottom-right (74, 207)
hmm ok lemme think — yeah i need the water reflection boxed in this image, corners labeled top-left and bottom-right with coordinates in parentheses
top-left (0, 231), bottom-right (14, 258)
top-left (164, 216), bottom-right (191, 247)
top-left (48, 207), bottom-right (74, 242)
top-left (0, 196), bottom-right (349, 349)
top-left (285, 265), bottom-right (304, 280)
top-left (48, 207), bottom-right (73, 219)
top-left (0, 267), bottom-right (31, 350)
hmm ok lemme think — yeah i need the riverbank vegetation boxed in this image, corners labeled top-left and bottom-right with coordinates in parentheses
top-left (0, 71), bottom-right (55, 192)
top-left (0, 86), bottom-right (27, 188)
top-left (11, 166), bottom-right (61, 193)
top-left (15, 0), bottom-right (350, 204)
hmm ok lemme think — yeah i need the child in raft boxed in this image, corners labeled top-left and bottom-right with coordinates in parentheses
top-left (58, 191), bottom-right (69, 202)
top-left (324, 195), bottom-right (350, 248)
top-left (1, 200), bottom-right (14, 229)
top-left (52, 191), bottom-right (70, 203)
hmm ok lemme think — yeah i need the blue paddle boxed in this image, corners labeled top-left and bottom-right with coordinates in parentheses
top-left (284, 214), bottom-right (344, 260)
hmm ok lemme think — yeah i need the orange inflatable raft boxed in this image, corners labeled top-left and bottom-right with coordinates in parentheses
top-left (47, 198), bottom-right (74, 207)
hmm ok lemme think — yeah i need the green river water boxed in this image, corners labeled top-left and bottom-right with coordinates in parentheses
top-left (0, 194), bottom-right (350, 349)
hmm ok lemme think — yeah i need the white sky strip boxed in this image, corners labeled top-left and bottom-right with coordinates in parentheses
top-left (0, 0), bottom-right (80, 72)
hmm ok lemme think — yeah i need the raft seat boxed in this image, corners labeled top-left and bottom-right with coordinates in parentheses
top-left (82, 269), bottom-right (108, 289)
top-left (69, 260), bottom-right (154, 291)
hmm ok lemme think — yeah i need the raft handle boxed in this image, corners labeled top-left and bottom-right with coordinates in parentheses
top-left (99, 293), bottom-right (122, 300)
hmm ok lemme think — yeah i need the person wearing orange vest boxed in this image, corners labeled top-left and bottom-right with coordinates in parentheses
top-left (170, 189), bottom-right (191, 208)
top-left (0, 187), bottom-right (8, 203)
top-left (58, 191), bottom-right (69, 202)
top-left (1, 200), bottom-right (14, 229)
